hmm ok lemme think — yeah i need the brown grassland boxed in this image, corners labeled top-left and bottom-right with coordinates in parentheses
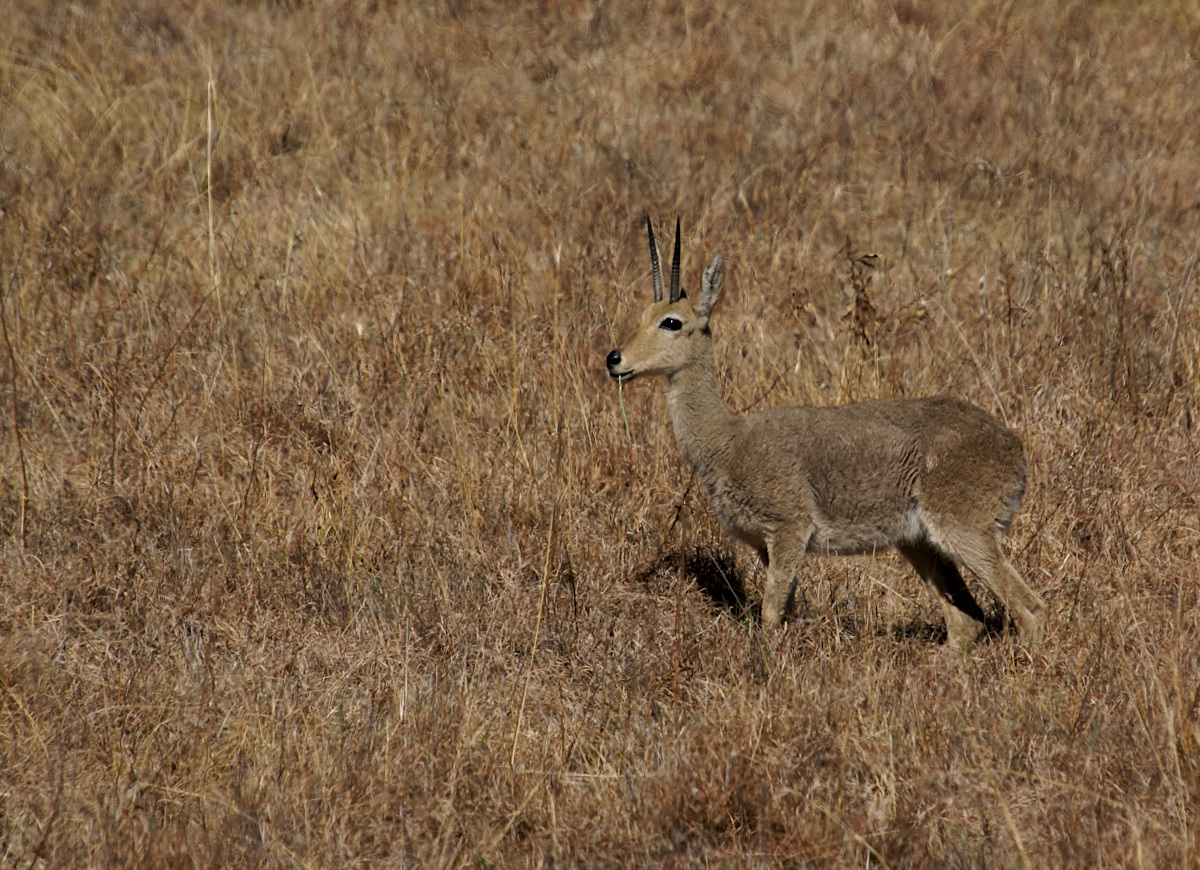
top-left (3, 0), bottom-right (1200, 866)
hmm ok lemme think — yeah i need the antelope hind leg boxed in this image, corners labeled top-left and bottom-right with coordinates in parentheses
top-left (897, 542), bottom-right (986, 649)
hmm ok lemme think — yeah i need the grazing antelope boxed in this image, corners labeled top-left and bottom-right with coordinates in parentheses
top-left (606, 218), bottom-right (1046, 648)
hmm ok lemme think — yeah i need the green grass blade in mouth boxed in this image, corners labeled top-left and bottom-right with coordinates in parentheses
top-left (618, 376), bottom-right (633, 445)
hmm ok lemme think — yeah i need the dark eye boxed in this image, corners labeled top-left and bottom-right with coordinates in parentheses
top-left (659, 317), bottom-right (683, 331)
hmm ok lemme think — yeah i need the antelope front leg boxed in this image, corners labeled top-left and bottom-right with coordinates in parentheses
top-left (761, 526), bottom-right (812, 629)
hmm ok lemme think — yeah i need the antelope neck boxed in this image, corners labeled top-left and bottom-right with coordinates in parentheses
top-left (666, 344), bottom-right (738, 474)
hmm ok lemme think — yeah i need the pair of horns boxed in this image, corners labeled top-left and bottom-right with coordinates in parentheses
top-left (647, 216), bottom-right (682, 303)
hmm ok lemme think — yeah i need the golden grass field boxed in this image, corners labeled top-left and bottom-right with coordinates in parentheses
top-left (2, 0), bottom-right (1199, 866)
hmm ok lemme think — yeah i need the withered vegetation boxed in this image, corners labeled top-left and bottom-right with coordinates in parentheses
top-left (2, 1), bottom-right (1198, 866)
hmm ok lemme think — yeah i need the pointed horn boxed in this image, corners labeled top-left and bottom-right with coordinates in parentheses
top-left (669, 216), bottom-right (682, 303)
top-left (647, 216), bottom-right (664, 302)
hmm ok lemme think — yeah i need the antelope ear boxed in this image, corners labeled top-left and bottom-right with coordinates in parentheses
top-left (695, 253), bottom-right (724, 318)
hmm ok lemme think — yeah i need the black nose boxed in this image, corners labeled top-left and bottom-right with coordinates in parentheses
top-left (606, 349), bottom-right (622, 369)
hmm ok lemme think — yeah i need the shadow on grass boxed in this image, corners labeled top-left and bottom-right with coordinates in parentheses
top-left (634, 546), bottom-right (751, 619)
top-left (885, 610), bottom-right (1016, 646)
top-left (636, 549), bottom-right (1021, 648)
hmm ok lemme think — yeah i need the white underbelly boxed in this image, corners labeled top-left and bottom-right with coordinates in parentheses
top-left (807, 503), bottom-right (925, 555)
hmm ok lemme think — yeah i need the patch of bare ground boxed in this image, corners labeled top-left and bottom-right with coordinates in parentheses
top-left (2, 0), bottom-right (1198, 865)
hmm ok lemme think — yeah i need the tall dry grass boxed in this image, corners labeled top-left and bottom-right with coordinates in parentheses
top-left (2, 0), bottom-right (1199, 866)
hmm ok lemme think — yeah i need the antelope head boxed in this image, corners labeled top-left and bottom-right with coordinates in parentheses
top-left (606, 217), bottom-right (724, 384)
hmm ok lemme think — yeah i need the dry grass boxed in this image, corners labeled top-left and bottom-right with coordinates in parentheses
top-left (2, 0), bottom-right (1199, 866)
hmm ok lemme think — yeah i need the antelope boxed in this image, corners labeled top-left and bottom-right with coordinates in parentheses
top-left (605, 218), bottom-right (1046, 648)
